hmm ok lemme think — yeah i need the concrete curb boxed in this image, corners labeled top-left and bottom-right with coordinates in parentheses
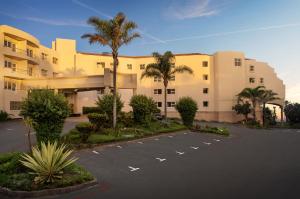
top-left (0, 179), bottom-right (98, 198)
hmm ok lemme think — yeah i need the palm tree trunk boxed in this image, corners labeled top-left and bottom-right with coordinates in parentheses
top-left (27, 128), bottom-right (32, 152)
top-left (112, 51), bottom-right (118, 130)
top-left (252, 100), bottom-right (256, 121)
top-left (262, 103), bottom-right (266, 127)
top-left (164, 80), bottom-right (168, 121)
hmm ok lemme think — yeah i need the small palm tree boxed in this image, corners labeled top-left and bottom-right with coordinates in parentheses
top-left (237, 86), bottom-right (265, 121)
top-left (82, 12), bottom-right (140, 129)
top-left (141, 51), bottom-right (193, 120)
top-left (260, 90), bottom-right (280, 126)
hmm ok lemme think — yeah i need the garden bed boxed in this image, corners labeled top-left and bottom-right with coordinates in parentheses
top-left (63, 120), bottom-right (187, 148)
top-left (0, 152), bottom-right (95, 196)
top-left (191, 125), bottom-right (230, 136)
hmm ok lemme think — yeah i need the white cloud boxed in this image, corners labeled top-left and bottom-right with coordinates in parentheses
top-left (166, 0), bottom-right (228, 20)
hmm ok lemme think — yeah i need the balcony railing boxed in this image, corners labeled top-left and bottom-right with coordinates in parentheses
top-left (3, 67), bottom-right (39, 78)
top-left (3, 45), bottom-right (39, 60)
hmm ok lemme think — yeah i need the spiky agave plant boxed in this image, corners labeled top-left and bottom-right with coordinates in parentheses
top-left (20, 141), bottom-right (78, 184)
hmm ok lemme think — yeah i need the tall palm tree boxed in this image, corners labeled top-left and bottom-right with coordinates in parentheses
top-left (82, 13), bottom-right (140, 129)
top-left (141, 51), bottom-right (193, 120)
top-left (237, 86), bottom-right (265, 121)
top-left (260, 90), bottom-right (280, 126)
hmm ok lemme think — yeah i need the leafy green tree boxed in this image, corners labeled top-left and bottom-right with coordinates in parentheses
top-left (82, 12), bottom-right (140, 130)
top-left (141, 51), bottom-right (193, 120)
top-left (96, 93), bottom-right (124, 126)
top-left (232, 101), bottom-right (251, 121)
top-left (20, 89), bottom-right (70, 144)
top-left (284, 103), bottom-right (300, 124)
top-left (237, 86), bottom-right (265, 121)
top-left (175, 97), bottom-right (198, 127)
top-left (129, 95), bottom-right (158, 124)
top-left (259, 90), bottom-right (279, 126)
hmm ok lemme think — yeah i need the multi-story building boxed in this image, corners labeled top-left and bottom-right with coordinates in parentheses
top-left (0, 25), bottom-right (285, 122)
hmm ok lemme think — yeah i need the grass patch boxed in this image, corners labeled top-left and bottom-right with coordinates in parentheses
top-left (0, 152), bottom-right (94, 191)
top-left (64, 120), bottom-right (187, 147)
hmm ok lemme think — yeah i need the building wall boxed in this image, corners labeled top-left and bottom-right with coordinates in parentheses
top-left (0, 25), bottom-right (286, 122)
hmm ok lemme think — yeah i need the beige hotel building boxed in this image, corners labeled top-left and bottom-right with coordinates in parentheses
top-left (0, 25), bottom-right (285, 122)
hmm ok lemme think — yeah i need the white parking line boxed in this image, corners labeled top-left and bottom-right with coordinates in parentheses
top-left (128, 166), bottom-right (140, 172)
top-left (6, 128), bottom-right (13, 131)
top-left (203, 142), bottom-right (212, 145)
top-left (168, 135), bottom-right (173, 138)
top-left (190, 146), bottom-right (199, 150)
top-left (176, 151), bottom-right (185, 155)
top-left (297, 130), bottom-right (300, 133)
top-left (154, 138), bottom-right (159, 141)
top-left (92, 150), bottom-right (99, 154)
top-left (116, 145), bottom-right (122, 149)
top-left (137, 141), bottom-right (143, 144)
top-left (155, 158), bottom-right (166, 162)
top-left (213, 139), bottom-right (220, 142)
top-left (184, 132), bottom-right (187, 135)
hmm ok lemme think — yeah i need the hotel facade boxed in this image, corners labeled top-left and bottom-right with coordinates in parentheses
top-left (0, 25), bottom-right (285, 122)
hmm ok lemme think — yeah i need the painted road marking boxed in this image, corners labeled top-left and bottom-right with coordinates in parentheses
top-left (116, 145), bottom-right (122, 149)
top-left (213, 139), bottom-right (221, 142)
top-left (168, 135), bottom-right (173, 138)
top-left (154, 138), bottom-right (159, 141)
top-left (7, 128), bottom-right (13, 131)
top-left (156, 158), bottom-right (166, 162)
top-left (203, 142), bottom-right (212, 145)
top-left (128, 166), bottom-right (140, 172)
top-left (92, 150), bottom-right (99, 154)
top-left (184, 132), bottom-right (187, 135)
top-left (190, 146), bottom-right (199, 150)
top-left (137, 141), bottom-right (143, 144)
top-left (176, 151), bottom-right (185, 155)
top-left (297, 130), bottom-right (300, 133)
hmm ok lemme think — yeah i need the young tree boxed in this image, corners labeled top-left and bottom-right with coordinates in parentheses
top-left (141, 51), bottom-right (193, 120)
top-left (259, 90), bottom-right (280, 126)
top-left (82, 12), bottom-right (140, 130)
top-left (237, 86), bottom-right (265, 121)
top-left (232, 101), bottom-right (251, 121)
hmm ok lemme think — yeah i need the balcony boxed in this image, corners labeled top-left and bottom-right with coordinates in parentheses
top-left (3, 67), bottom-right (39, 79)
top-left (2, 45), bottom-right (39, 65)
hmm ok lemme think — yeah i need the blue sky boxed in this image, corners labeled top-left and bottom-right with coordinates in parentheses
top-left (1, 0), bottom-right (300, 102)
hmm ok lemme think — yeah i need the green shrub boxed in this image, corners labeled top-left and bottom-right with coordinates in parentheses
top-left (87, 113), bottom-right (107, 131)
top-left (175, 97), bottom-right (198, 127)
top-left (20, 141), bottom-right (77, 184)
top-left (118, 112), bottom-right (134, 127)
top-left (76, 122), bottom-right (93, 142)
top-left (96, 94), bottom-right (123, 126)
top-left (284, 103), bottom-right (300, 124)
top-left (82, 106), bottom-right (102, 114)
top-left (0, 110), bottom-right (9, 121)
top-left (0, 153), bottom-right (23, 174)
top-left (245, 119), bottom-right (261, 128)
top-left (20, 89), bottom-right (70, 144)
top-left (129, 95), bottom-right (158, 124)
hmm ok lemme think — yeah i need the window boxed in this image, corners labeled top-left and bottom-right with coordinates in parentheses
top-left (167, 89), bottom-right (175, 94)
top-left (260, 78), bottom-right (264, 84)
top-left (4, 80), bottom-right (16, 91)
top-left (203, 74), bottom-right (208, 80)
top-left (156, 102), bottom-right (162, 107)
top-left (11, 82), bottom-right (16, 91)
top-left (28, 67), bottom-right (33, 76)
top-left (202, 61), bottom-right (208, 67)
top-left (154, 89), bottom-right (162, 94)
top-left (203, 88), bottom-right (209, 94)
top-left (4, 60), bottom-right (11, 68)
top-left (203, 101), bottom-right (209, 107)
top-left (53, 57), bottom-right (58, 64)
top-left (10, 101), bottom-right (22, 110)
top-left (97, 62), bottom-right (105, 68)
top-left (127, 64), bottom-right (132, 69)
top-left (234, 58), bottom-right (242, 66)
top-left (170, 76), bottom-right (175, 81)
top-left (249, 77), bottom-right (255, 83)
top-left (27, 49), bottom-right (33, 57)
top-left (41, 69), bottom-right (48, 77)
top-left (167, 102), bottom-right (176, 107)
top-left (154, 76), bottom-right (161, 82)
top-left (140, 64), bottom-right (145, 70)
top-left (41, 53), bottom-right (48, 60)
top-left (12, 63), bottom-right (16, 71)
top-left (249, 65), bottom-right (254, 72)
top-left (4, 40), bottom-right (10, 47)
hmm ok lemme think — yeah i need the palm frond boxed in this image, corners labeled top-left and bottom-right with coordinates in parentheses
top-left (171, 65), bottom-right (193, 75)
top-left (141, 68), bottom-right (162, 80)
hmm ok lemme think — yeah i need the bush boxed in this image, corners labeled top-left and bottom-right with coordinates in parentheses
top-left (175, 97), bottom-right (198, 127)
top-left (76, 122), bottom-right (93, 142)
top-left (0, 110), bottom-right (9, 121)
top-left (129, 95), bottom-right (158, 124)
top-left (118, 112), bottom-right (134, 127)
top-left (87, 113), bottom-right (107, 131)
top-left (20, 141), bottom-right (77, 184)
top-left (284, 103), bottom-right (300, 124)
top-left (232, 102), bottom-right (251, 121)
top-left (96, 94), bottom-right (124, 126)
top-left (245, 119), bottom-right (261, 128)
top-left (263, 107), bottom-right (276, 126)
top-left (82, 106), bottom-right (102, 114)
top-left (20, 89), bottom-right (70, 144)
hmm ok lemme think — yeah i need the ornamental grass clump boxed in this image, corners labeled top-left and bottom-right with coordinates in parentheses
top-left (20, 141), bottom-right (77, 184)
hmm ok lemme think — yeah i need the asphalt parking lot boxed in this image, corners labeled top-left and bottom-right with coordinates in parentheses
top-left (0, 121), bottom-right (300, 199)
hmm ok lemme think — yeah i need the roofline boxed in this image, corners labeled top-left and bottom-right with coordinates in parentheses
top-left (78, 52), bottom-right (211, 58)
